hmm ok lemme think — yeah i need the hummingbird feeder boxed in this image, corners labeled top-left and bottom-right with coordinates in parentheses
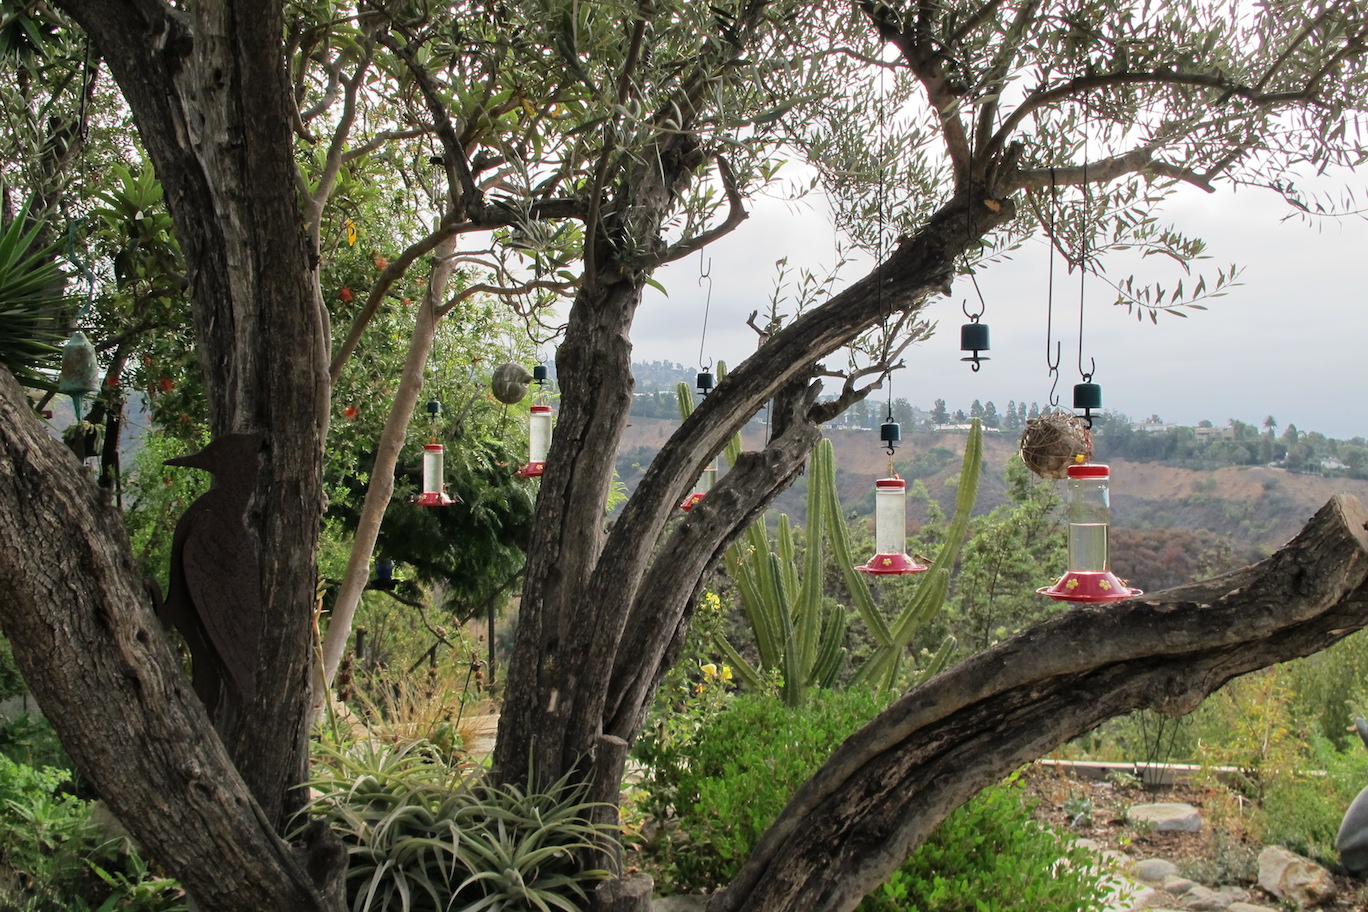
top-left (680, 461), bottom-right (717, 511)
top-left (517, 404), bottom-right (553, 478)
top-left (415, 399), bottom-right (456, 506)
top-left (1038, 463), bottom-right (1142, 602)
top-left (856, 476), bottom-right (928, 575)
top-left (415, 443), bottom-right (456, 506)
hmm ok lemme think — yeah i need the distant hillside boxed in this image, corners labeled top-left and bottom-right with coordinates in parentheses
top-left (618, 418), bottom-right (1368, 554)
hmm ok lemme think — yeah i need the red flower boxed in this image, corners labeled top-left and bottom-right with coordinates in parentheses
top-left (343, 404), bottom-right (359, 421)
top-left (374, 256), bottom-right (388, 270)
top-left (158, 376), bottom-right (174, 393)
top-left (339, 287), bottom-right (354, 302)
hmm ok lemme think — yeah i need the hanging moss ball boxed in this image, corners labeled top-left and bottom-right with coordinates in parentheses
top-left (1020, 411), bottom-right (1093, 479)
top-left (491, 362), bottom-right (533, 404)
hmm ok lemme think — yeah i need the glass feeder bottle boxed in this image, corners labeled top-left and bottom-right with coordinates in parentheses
top-left (518, 404), bottom-right (553, 478)
top-left (1038, 464), bottom-right (1140, 602)
top-left (680, 462), bottom-right (717, 511)
top-left (416, 442), bottom-right (455, 506)
top-left (856, 477), bottom-right (928, 575)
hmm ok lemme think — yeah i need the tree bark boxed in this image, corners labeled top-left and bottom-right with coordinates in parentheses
top-left (709, 494), bottom-right (1368, 912)
top-left (0, 370), bottom-right (341, 912)
top-left (54, 0), bottom-right (329, 831)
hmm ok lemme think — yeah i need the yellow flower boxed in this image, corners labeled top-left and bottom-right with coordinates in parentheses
top-left (1066, 578), bottom-right (1080, 590)
top-left (1098, 580), bottom-right (1112, 591)
top-left (703, 592), bottom-right (722, 612)
top-left (881, 557), bottom-right (893, 567)
top-left (701, 662), bottom-right (718, 677)
top-left (721, 666), bottom-right (733, 681)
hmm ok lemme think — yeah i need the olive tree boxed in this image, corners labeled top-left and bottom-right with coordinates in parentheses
top-left (1, 2), bottom-right (1367, 911)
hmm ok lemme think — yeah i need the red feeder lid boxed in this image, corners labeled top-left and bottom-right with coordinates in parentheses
top-left (423, 443), bottom-right (444, 452)
top-left (856, 552), bottom-right (929, 575)
top-left (1037, 570), bottom-right (1141, 603)
top-left (516, 461), bottom-right (545, 478)
top-left (530, 404), bottom-right (553, 414)
top-left (874, 477), bottom-right (906, 490)
top-left (679, 492), bottom-right (706, 512)
top-left (1067, 463), bottom-right (1109, 478)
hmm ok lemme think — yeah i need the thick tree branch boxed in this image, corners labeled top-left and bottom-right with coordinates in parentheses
top-left (652, 155), bottom-right (750, 268)
top-left (711, 494), bottom-right (1368, 912)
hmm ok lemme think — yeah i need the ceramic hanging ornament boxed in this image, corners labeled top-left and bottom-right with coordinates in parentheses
top-left (59, 331), bottom-right (100, 421)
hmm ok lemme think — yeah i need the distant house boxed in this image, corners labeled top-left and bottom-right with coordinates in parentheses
top-left (1193, 425), bottom-right (1236, 441)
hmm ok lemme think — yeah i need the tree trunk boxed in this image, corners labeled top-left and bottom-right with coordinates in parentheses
top-left (319, 235), bottom-right (458, 690)
top-left (55, 0), bottom-right (329, 830)
top-left (0, 370), bottom-right (341, 912)
top-left (710, 494), bottom-right (1368, 912)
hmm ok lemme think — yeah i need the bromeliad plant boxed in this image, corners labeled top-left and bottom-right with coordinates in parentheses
top-left (299, 739), bottom-right (615, 912)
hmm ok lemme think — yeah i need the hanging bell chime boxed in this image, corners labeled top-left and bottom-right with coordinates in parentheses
top-left (59, 331), bottom-right (101, 421)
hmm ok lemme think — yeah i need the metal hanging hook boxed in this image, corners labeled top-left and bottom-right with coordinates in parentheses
top-left (1046, 341), bottom-right (1061, 407)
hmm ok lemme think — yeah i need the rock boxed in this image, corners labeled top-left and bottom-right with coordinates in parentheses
top-left (651, 896), bottom-right (709, 912)
top-left (1181, 885), bottom-right (1230, 910)
top-left (1226, 904), bottom-right (1279, 912)
top-left (1257, 846), bottom-right (1337, 907)
top-left (1135, 858), bottom-right (1180, 883)
top-left (593, 874), bottom-right (653, 911)
top-left (1126, 803), bottom-right (1203, 833)
top-left (1162, 875), bottom-right (1198, 895)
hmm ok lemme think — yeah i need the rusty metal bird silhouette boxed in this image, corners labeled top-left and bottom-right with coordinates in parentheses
top-left (160, 432), bottom-right (266, 720)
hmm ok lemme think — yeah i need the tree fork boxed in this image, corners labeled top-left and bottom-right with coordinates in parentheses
top-left (710, 494), bottom-right (1368, 912)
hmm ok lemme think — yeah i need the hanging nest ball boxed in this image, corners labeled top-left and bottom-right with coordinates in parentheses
top-left (491, 362), bottom-right (533, 404)
top-left (1020, 411), bottom-right (1093, 479)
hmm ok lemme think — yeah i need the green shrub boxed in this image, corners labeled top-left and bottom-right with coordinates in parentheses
top-left (635, 689), bottom-right (1110, 911)
top-left (0, 752), bottom-right (184, 911)
top-left (301, 739), bottom-right (615, 912)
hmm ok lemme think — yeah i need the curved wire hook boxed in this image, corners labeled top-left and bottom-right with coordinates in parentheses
top-left (961, 298), bottom-right (984, 322)
top-left (1046, 341), bottom-right (1061, 407)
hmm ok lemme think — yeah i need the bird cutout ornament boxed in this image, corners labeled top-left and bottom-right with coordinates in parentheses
top-left (159, 433), bottom-right (266, 724)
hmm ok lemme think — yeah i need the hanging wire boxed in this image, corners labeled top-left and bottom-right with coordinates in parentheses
top-left (697, 252), bottom-right (713, 372)
top-left (1077, 118), bottom-right (1096, 383)
top-left (1044, 170), bottom-right (1062, 407)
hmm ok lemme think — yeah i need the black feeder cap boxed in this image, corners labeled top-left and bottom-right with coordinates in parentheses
top-left (426, 399), bottom-right (442, 416)
top-left (532, 363), bottom-right (549, 384)
top-left (696, 371), bottom-right (715, 396)
top-left (960, 321), bottom-right (990, 371)
top-left (1074, 381), bottom-right (1102, 428)
top-left (880, 420), bottom-right (901, 446)
top-left (1073, 382), bottom-right (1102, 411)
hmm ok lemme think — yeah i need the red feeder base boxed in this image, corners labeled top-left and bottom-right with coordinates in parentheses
top-left (679, 492), bottom-right (706, 511)
top-left (856, 552), bottom-right (929, 575)
top-left (414, 491), bottom-right (456, 507)
top-left (1037, 570), bottom-right (1142, 603)
top-left (516, 461), bottom-right (545, 478)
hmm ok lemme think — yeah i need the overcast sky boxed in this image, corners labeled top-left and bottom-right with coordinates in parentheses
top-left (635, 176), bottom-right (1368, 442)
